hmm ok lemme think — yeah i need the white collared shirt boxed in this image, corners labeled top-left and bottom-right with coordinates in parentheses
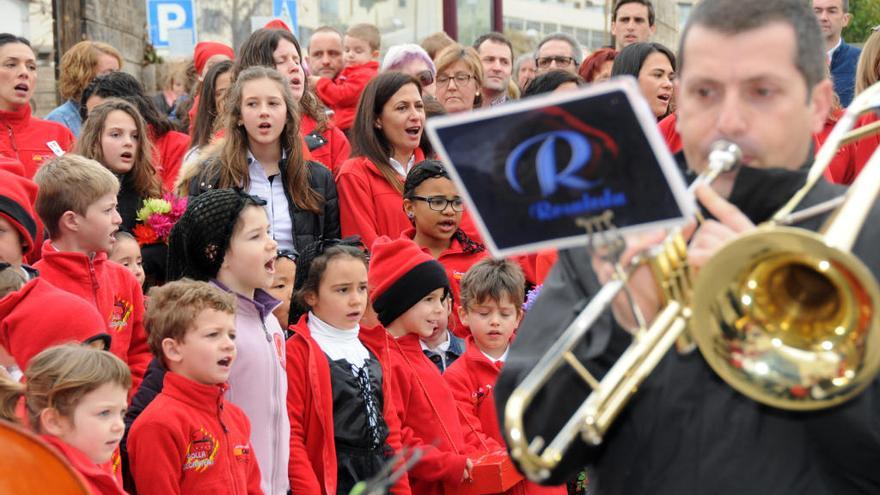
top-left (389, 154), bottom-right (416, 178)
top-left (481, 347), bottom-right (510, 364)
top-left (247, 150), bottom-right (295, 252)
top-left (827, 38), bottom-right (842, 62)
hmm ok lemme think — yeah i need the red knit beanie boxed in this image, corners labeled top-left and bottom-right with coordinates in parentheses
top-left (369, 236), bottom-right (450, 326)
top-left (193, 42), bottom-right (235, 76)
top-left (0, 159), bottom-right (38, 257)
top-left (264, 19), bottom-right (292, 32)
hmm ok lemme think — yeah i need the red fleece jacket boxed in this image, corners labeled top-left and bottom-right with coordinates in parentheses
top-left (301, 115), bottom-right (351, 174)
top-left (285, 316), bottom-right (410, 495)
top-left (386, 333), bottom-right (496, 495)
top-left (315, 61), bottom-right (379, 131)
top-left (0, 104), bottom-right (75, 179)
top-left (0, 276), bottom-right (106, 369)
top-left (41, 434), bottom-right (127, 495)
top-left (336, 150), bottom-right (426, 250)
top-left (127, 372), bottom-right (262, 495)
top-left (33, 242), bottom-right (149, 391)
top-left (150, 128), bottom-right (191, 192)
top-left (444, 338), bottom-right (567, 494)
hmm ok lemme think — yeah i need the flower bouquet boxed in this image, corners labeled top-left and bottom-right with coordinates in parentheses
top-left (132, 193), bottom-right (188, 246)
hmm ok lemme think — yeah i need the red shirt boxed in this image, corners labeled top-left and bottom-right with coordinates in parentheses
top-left (301, 115), bottom-right (351, 174)
top-left (285, 316), bottom-right (410, 495)
top-left (0, 276), bottom-right (106, 369)
top-left (658, 113), bottom-right (682, 154)
top-left (41, 435), bottom-right (127, 495)
top-left (0, 104), bottom-right (75, 178)
top-left (127, 372), bottom-right (262, 495)
top-left (815, 110), bottom-right (880, 185)
top-left (336, 150), bottom-right (425, 250)
top-left (150, 128), bottom-right (191, 192)
top-left (386, 333), bottom-right (495, 494)
top-left (444, 338), bottom-right (567, 494)
top-left (315, 61), bottom-right (379, 131)
top-left (33, 242), bottom-right (150, 392)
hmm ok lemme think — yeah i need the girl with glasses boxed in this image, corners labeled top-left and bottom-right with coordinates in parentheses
top-left (402, 160), bottom-right (487, 336)
top-left (433, 44), bottom-right (484, 113)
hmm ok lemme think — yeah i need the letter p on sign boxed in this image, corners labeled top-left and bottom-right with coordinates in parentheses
top-left (157, 4), bottom-right (186, 43)
top-left (147, 0), bottom-right (196, 48)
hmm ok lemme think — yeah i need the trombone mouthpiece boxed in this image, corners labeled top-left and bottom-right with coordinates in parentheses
top-left (708, 140), bottom-right (742, 173)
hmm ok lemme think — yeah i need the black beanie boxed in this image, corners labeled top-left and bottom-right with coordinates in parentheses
top-left (166, 188), bottom-right (265, 281)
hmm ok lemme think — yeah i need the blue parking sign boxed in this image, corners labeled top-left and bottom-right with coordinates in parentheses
top-left (273, 0), bottom-right (298, 35)
top-left (147, 0), bottom-right (197, 48)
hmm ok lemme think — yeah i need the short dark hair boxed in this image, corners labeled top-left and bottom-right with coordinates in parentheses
top-left (472, 32), bottom-right (513, 59)
top-left (613, 0), bottom-right (655, 26)
top-left (80, 71), bottom-right (175, 137)
top-left (679, 0), bottom-right (825, 90)
top-left (611, 42), bottom-right (675, 79)
top-left (522, 70), bottom-right (583, 97)
top-left (0, 33), bottom-right (31, 48)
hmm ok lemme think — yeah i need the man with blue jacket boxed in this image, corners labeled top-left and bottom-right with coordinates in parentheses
top-left (814, 0), bottom-right (861, 106)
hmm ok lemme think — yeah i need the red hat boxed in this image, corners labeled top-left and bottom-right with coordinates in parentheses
top-left (0, 158), bottom-right (38, 257)
top-left (264, 19), bottom-right (292, 32)
top-left (369, 236), bottom-right (450, 326)
top-left (193, 41), bottom-right (235, 75)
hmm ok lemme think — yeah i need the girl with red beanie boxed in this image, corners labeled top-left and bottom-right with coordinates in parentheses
top-left (0, 34), bottom-right (75, 179)
top-left (285, 239), bottom-right (410, 495)
top-left (402, 160), bottom-right (487, 336)
top-left (369, 235), bottom-right (501, 495)
top-left (186, 41), bottom-right (235, 132)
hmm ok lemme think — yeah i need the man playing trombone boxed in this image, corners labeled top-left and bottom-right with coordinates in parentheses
top-left (496, 0), bottom-right (880, 493)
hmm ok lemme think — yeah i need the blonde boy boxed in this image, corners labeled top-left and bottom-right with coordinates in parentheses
top-left (32, 155), bottom-right (150, 390)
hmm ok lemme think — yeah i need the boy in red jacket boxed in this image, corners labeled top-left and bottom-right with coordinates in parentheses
top-left (127, 279), bottom-right (262, 495)
top-left (369, 235), bottom-right (501, 495)
top-left (31, 155), bottom-right (150, 392)
top-left (444, 258), bottom-right (567, 494)
top-left (311, 23), bottom-right (381, 131)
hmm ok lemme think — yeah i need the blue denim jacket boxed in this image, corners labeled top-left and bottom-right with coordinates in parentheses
top-left (44, 100), bottom-right (82, 137)
top-left (421, 330), bottom-right (466, 373)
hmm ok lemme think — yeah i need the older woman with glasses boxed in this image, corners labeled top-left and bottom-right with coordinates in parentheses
top-left (434, 44), bottom-right (484, 113)
top-left (381, 43), bottom-right (437, 96)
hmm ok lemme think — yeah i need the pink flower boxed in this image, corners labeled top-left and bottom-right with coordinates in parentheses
top-left (166, 193), bottom-right (188, 219)
top-left (148, 214), bottom-right (175, 240)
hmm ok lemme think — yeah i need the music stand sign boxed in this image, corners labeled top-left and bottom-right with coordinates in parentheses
top-left (426, 76), bottom-right (694, 258)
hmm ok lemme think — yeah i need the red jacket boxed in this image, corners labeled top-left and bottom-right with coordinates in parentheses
top-left (151, 128), bottom-right (191, 192)
top-left (401, 228), bottom-right (488, 336)
top-left (444, 338), bottom-right (567, 494)
top-left (658, 113), bottom-right (682, 154)
top-left (0, 104), bottom-right (75, 179)
top-left (815, 110), bottom-right (880, 185)
top-left (301, 115), bottom-right (351, 174)
top-left (0, 276), bottom-right (106, 369)
top-left (41, 434), bottom-right (127, 495)
top-left (336, 150), bottom-right (425, 250)
top-left (127, 372), bottom-right (262, 495)
top-left (285, 315), bottom-right (410, 495)
top-left (386, 332), bottom-right (496, 495)
top-left (315, 61), bottom-right (379, 131)
top-left (33, 242), bottom-right (150, 392)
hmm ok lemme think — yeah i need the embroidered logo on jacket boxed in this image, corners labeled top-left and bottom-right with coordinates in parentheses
top-left (109, 296), bottom-right (133, 331)
top-left (184, 428), bottom-right (219, 472)
top-left (273, 332), bottom-right (285, 367)
top-left (233, 444), bottom-right (252, 463)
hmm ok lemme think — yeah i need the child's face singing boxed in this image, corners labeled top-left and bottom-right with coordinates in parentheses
top-left (343, 35), bottom-right (375, 66)
top-left (239, 78), bottom-right (288, 149)
top-left (165, 308), bottom-right (237, 385)
top-left (404, 177), bottom-right (463, 245)
top-left (109, 236), bottom-right (144, 286)
top-left (306, 256), bottom-right (368, 329)
top-left (421, 295), bottom-right (452, 348)
top-left (394, 287), bottom-right (448, 339)
top-left (459, 294), bottom-right (522, 358)
top-left (72, 192), bottom-right (122, 254)
top-left (49, 382), bottom-right (128, 464)
top-left (220, 206), bottom-right (278, 297)
top-left (100, 110), bottom-right (138, 175)
top-left (267, 256), bottom-right (296, 326)
top-left (0, 216), bottom-right (24, 267)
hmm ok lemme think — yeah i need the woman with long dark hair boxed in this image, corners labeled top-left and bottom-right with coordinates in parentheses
top-left (611, 42), bottom-right (676, 120)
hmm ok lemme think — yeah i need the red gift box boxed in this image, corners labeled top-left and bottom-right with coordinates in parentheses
top-left (443, 452), bottom-right (524, 494)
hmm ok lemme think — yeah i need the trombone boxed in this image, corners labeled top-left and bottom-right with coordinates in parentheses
top-left (504, 81), bottom-right (880, 483)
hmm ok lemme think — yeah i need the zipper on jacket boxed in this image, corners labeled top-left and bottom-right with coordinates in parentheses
top-left (217, 393), bottom-right (242, 495)
top-left (263, 316), bottom-right (281, 494)
top-left (6, 124), bottom-right (21, 162)
top-left (87, 258), bottom-right (100, 306)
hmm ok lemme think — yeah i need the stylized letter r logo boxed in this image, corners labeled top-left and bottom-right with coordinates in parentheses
top-left (505, 130), bottom-right (601, 197)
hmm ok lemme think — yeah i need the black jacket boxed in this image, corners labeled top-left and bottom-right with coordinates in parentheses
top-left (189, 157), bottom-right (341, 253)
top-left (495, 163), bottom-right (880, 494)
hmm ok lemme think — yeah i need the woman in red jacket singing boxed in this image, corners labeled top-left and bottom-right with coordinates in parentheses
top-left (286, 239), bottom-right (410, 495)
top-left (336, 71), bottom-right (431, 250)
top-left (0, 34), bottom-right (75, 178)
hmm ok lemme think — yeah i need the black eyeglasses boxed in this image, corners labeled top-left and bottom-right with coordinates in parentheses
top-left (416, 70), bottom-right (435, 87)
top-left (536, 56), bottom-right (575, 69)
top-left (410, 195), bottom-right (465, 212)
top-left (436, 73), bottom-right (474, 87)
